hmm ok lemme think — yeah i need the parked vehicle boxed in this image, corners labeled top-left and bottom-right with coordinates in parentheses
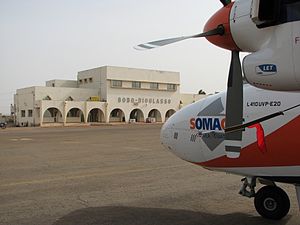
top-left (0, 122), bottom-right (7, 129)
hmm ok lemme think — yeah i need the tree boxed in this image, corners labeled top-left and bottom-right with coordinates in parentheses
top-left (198, 89), bottom-right (206, 95)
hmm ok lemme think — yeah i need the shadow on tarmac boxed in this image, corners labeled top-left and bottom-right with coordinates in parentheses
top-left (53, 206), bottom-right (291, 225)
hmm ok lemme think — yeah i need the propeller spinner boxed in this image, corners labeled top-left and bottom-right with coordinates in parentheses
top-left (135, 0), bottom-right (244, 159)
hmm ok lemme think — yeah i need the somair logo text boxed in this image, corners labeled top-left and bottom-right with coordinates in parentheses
top-left (189, 98), bottom-right (225, 151)
top-left (190, 97), bottom-right (225, 131)
top-left (190, 117), bottom-right (225, 131)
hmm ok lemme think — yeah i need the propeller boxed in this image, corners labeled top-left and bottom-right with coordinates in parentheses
top-left (135, 0), bottom-right (244, 159)
top-left (224, 51), bottom-right (243, 158)
top-left (134, 25), bottom-right (225, 51)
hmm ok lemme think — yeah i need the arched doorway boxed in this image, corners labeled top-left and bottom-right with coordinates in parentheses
top-left (43, 107), bottom-right (63, 123)
top-left (109, 108), bottom-right (125, 122)
top-left (88, 108), bottom-right (105, 123)
top-left (148, 109), bottom-right (162, 122)
top-left (66, 108), bottom-right (84, 123)
top-left (165, 109), bottom-right (176, 121)
top-left (130, 109), bottom-right (144, 122)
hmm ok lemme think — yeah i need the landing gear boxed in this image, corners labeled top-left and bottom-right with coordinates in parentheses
top-left (254, 186), bottom-right (290, 220)
top-left (239, 177), bottom-right (290, 220)
top-left (239, 177), bottom-right (256, 198)
top-left (296, 185), bottom-right (300, 210)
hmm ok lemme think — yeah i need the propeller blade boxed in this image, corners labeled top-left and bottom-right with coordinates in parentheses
top-left (134, 25), bottom-right (224, 51)
top-left (225, 51), bottom-right (243, 159)
top-left (220, 0), bottom-right (231, 6)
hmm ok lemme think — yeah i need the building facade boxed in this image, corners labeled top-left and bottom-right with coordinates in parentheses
top-left (14, 66), bottom-right (205, 126)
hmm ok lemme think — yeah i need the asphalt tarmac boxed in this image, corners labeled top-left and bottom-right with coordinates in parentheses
top-left (0, 124), bottom-right (299, 225)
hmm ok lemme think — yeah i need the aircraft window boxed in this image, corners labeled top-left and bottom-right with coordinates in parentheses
top-left (258, 0), bottom-right (279, 22)
top-left (257, 0), bottom-right (300, 28)
top-left (257, 0), bottom-right (281, 28)
top-left (280, 0), bottom-right (300, 23)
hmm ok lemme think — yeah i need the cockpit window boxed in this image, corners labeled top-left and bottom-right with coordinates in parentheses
top-left (280, 0), bottom-right (300, 23)
top-left (256, 0), bottom-right (300, 28)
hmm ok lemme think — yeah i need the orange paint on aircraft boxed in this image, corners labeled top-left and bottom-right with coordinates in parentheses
top-left (197, 116), bottom-right (300, 168)
top-left (204, 3), bottom-right (239, 51)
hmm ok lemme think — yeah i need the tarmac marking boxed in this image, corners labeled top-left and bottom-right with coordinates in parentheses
top-left (20, 138), bottom-right (33, 141)
top-left (9, 139), bottom-right (19, 141)
top-left (0, 165), bottom-right (187, 188)
top-left (9, 138), bottom-right (33, 141)
top-left (61, 141), bottom-right (81, 144)
top-left (122, 146), bottom-right (149, 151)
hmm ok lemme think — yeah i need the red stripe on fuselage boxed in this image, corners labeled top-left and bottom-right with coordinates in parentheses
top-left (197, 116), bottom-right (300, 168)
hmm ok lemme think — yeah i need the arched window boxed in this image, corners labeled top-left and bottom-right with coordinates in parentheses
top-left (130, 109), bottom-right (144, 122)
top-left (43, 107), bottom-right (62, 123)
top-left (109, 108), bottom-right (125, 122)
top-left (88, 108), bottom-right (105, 123)
top-left (66, 108), bottom-right (84, 123)
top-left (148, 109), bottom-right (162, 122)
top-left (165, 109), bottom-right (176, 121)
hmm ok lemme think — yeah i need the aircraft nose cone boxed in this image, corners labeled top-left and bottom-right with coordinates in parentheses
top-left (204, 3), bottom-right (239, 51)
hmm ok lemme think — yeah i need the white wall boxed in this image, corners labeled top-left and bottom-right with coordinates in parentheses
top-left (15, 87), bottom-right (35, 126)
top-left (14, 66), bottom-right (198, 126)
top-left (77, 66), bottom-right (107, 101)
top-left (106, 66), bottom-right (180, 84)
top-left (15, 86), bottom-right (100, 126)
top-left (106, 81), bottom-right (180, 123)
top-left (34, 86), bottom-right (98, 101)
top-left (46, 80), bottom-right (78, 88)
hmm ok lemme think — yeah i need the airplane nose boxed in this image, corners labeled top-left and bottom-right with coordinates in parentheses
top-left (204, 2), bottom-right (239, 51)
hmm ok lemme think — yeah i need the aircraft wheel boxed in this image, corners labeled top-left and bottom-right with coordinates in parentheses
top-left (254, 186), bottom-right (290, 220)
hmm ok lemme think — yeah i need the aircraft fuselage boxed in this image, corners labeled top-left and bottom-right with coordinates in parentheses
top-left (161, 84), bottom-right (300, 184)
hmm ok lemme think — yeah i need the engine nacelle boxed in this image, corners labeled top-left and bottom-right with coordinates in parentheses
top-left (243, 21), bottom-right (300, 91)
top-left (228, 0), bottom-right (300, 92)
top-left (243, 49), bottom-right (300, 91)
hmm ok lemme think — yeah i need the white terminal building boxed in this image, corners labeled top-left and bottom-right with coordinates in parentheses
top-left (14, 66), bottom-right (206, 126)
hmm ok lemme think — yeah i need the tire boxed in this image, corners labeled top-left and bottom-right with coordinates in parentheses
top-left (254, 186), bottom-right (290, 220)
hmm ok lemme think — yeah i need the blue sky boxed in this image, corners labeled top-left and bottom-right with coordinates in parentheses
top-left (0, 0), bottom-right (234, 114)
